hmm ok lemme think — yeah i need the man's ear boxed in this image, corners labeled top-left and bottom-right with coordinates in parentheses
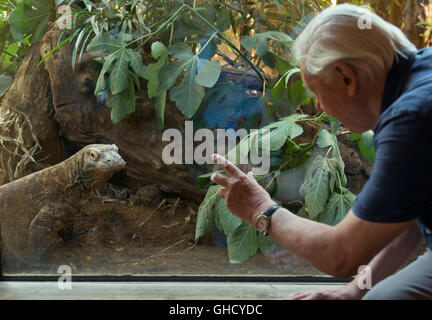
top-left (332, 62), bottom-right (358, 97)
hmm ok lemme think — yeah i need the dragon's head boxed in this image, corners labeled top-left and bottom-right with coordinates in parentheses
top-left (81, 144), bottom-right (126, 174)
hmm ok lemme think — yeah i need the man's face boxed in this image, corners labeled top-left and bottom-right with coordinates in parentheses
top-left (300, 63), bottom-right (380, 133)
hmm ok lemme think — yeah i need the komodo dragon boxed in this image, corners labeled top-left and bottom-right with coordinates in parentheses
top-left (0, 144), bottom-right (126, 263)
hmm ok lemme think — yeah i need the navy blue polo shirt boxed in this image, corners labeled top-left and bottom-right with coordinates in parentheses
top-left (352, 47), bottom-right (432, 249)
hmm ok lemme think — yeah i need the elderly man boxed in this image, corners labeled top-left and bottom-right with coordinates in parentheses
top-left (210, 4), bottom-right (432, 300)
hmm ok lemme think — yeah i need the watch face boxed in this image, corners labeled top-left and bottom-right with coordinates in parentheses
top-left (255, 216), bottom-right (269, 232)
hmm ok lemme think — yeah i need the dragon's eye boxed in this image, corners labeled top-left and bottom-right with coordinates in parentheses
top-left (89, 150), bottom-right (99, 160)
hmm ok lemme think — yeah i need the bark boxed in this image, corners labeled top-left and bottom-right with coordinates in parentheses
top-left (0, 41), bottom-right (63, 185)
top-left (38, 26), bottom-right (210, 200)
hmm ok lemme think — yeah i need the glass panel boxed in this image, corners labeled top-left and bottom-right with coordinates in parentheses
top-left (0, 0), bottom-right (367, 278)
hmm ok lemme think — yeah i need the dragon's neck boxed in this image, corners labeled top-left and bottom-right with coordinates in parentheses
top-left (65, 150), bottom-right (109, 195)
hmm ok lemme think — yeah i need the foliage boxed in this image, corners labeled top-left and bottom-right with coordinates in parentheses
top-left (0, 0), bottom-right (369, 264)
top-left (196, 111), bottom-right (357, 263)
top-left (39, 0), bottom-right (332, 125)
top-left (299, 126), bottom-right (356, 225)
top-left (0, 0), bottom-right (58, 96)
top-left (351, 130), bottom-right (375, 163)
top-left (195, 184), bottom-right (277, 263)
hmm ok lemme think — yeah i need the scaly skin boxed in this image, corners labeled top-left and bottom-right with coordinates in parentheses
top-left (0, 144), bottom-right (125, 261)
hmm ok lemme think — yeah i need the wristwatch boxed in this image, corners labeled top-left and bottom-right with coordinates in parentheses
top-left (254, 204), bottom-right (280, 236)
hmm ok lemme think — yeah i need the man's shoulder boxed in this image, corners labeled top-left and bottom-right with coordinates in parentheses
top-left (400, 48), bottom-right (432, 109)
top-left (375, 49), bottom-right (432, 137)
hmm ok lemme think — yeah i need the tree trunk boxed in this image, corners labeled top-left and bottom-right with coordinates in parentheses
top-left (0, 42), bottom-right (63, 185)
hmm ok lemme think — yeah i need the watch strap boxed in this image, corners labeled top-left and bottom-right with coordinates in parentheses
top-left (257, 204), bottom-right (280, 236)
top-left (262, 204), bottom-right (280, 218)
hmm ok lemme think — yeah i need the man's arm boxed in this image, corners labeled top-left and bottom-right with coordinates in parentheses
top-left (210, 154), bottom-right (416, 277)
top-left (286, 222), bottom-right (423, 300)
top-left (351, 221), bottom-right (423, 295)
top-left (268, 208), bottom-right (415, 277)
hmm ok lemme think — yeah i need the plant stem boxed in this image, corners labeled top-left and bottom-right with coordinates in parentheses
top-left (264, 170), bottom-right (280, 191)
top-left (184, 4), bottom-right (267, 89)
top-left (127, 4), bottom-right (187, 47)
top-left (169, 23), bottom-right (174, 46)
top-left (197, 31), bottom-right (218, 56)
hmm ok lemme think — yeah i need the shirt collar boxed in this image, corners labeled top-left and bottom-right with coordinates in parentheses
top-left (380, 49), bottom-right (416, 115)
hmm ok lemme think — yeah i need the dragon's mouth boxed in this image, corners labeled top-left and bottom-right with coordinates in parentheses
top-left (102, 159), bottom-right (126, 172)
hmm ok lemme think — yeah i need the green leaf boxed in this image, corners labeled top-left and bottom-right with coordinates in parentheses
top-left (214, 198), bottom-right (243, 235)
top-left (300, 154), bottom-right (334, 219)
top-left (87, 33), bottom-right (125, 56)
top-left (225, 114), bottom-right (308, 164)
top-left (169, 62), bottom-right (205, 118)
top-left (272, 74), bottom-right (287, 100)
top-left (259, 31), bottom-right (293, 46)
top-left (154, 91), bottom-right (166, 129)
top-left (241, 31), bottom-right (293, 51)
top-left (272, 67), bottom-right (300, 99)
top-left (159, 43), bottom-right (205, 118)
top-left (150, 41), bottom-right (168, 60)
top-left (129, 51), bottom-right (146, 79)
top-left (286, 79), bottom-right (307, 110)
top-left (317, 128), bottom-right (347, 186)
top-left (195, 185), bottom-right (220, 240)
top-left (109, 48), bottom-right (131, 95)
top-left (261, 114), bottom-right (308, 151)
top-left (284, 68), bottom-right (301, 87)
top-left (143, 42), bottom-right (168, 98)
top-left (173, 2), bottom-right (217, 38)
top-left (240, 36), bottom-right (257, 51)
top-left (9, 0), bottom-right (51, 39)
top-left (95, 53), bottom-right (116, 95)
top-left (106, 86), bottom-right (135, 123)
top-left (195, 60), bottom-right (221, 88)
top-left (197, 170), bottom-right (224, 190)
top-left (359, 138), bottom-right (375, 163)
top-left (273, 53), bottom-right (295, 75)
top-left (30, 14), bottom-right (50, 44)
top-left (72, 28), bottom-right (89, 70)
top-left (317, 128), bottom-right (335, 149)
top-left (227, 223), bottom-right (258, 264)
top-left (158, 43), bottom-right (194, 91)
top-left (216, 7), bottom-right (231, 32)
top-left (351, 131), bottom-right (375, 163)
top-left (350, 133), bottom-right (361, 142)
top-left (0, 73), bottom-right (13, 97)
top-left (320, 189), bottom-right (356, 226)
top-left (361, 130), bottom-right (375, 152)
top-left (158, 61), bottom-right (188, 91)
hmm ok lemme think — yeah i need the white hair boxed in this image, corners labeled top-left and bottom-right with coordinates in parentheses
top-left (293, 4), bottom-right (417, 83)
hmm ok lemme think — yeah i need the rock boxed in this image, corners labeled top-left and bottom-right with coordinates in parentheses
top-left (131, 185), bottom-right (163, 207)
